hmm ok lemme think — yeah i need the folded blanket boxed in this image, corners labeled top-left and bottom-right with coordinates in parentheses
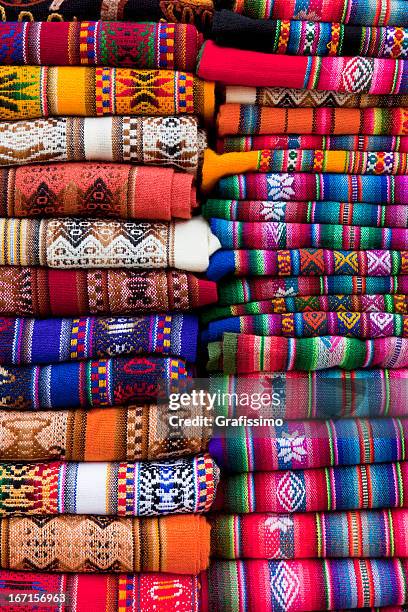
top-left (208, 333), bottom-right (408, 373)
top-left (0, 515), bottom-right (210, 574)
top-left (0, 268), bottom-right (216, 316)
top-left (228, 0), bottom-right (408, 26)
top-left (205, 313), bottom-right (408, 342)
top-left (211, 509), bottom-right (408, 558)
top-left (0, 67), bottom-right (214, 123)
top-left (203, 149), bottom-right (408, 192)
top-left (0, 570), bottom-right (202, 611)
top-left (0, 163), bottom-right (197, 220)
top-left (198, 41), bottom-right (408, 94)
top-left (218, 276), bottom-right (408, 306)
top-left (0, 314), bottom-right (198, 365)
top-left (203, 200), bottom-right (408, 227)
top-left (0, 217), bottom-right (220, 273)
top-left (0, 0), bottom-right (214, 28)
top-left (218, 105), bottom-right (408, 136)
top-left (211, 12), bottom-right (408, 58)
top-left (0, 405), bottom-right (210, 461)
top-left (211, 369), bottom-right (408, 418)
top-left (210, 219), bottom-right (408, 250)
top-left (0, 356), bottom-right (189, 410)
top-left (225, 86), bottom-right (408, 108)
top-left (0, 117), bottom-right (206, 175)
top-left (219, 135), bottom-right (408, 153)
top-left (210, 417), bottom-right (408, 471)
top-left (0, 22), bottom-right (203, 70)
top-left (216, 173), bottom-right (408, 205)
top-left (0, 455), bottom-right (218, 516)
top-left (206, 559), bottom-right (408, 612)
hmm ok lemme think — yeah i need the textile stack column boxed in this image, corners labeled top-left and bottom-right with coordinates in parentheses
top-left (197, 0), bottom-right (408, 610)
top-left (0, 8), bottom-right (221, 611)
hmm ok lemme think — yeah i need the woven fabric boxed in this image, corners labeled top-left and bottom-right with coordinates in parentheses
top-left (0, 163), bottom-right (198, 220)
top-left (0, 356), bottom-right (189, 410)
top-left (0, 570), bottom-right (202, 612)
top-left (0, 0), bottom-right (214, 29)
top-left (0, 314), bottom-right (198, 365)
top-left (218, 276), bottom-right (408, 305)
top-left (206, 559), bottom-right (408, 611)
top-left (0, 22), bottom-right (203, 70)
top-left (212, 11), bottom-right (408, 58)
top-left (216, 173), bottom-right (408, 204)
top-left (0, 455), bottom-right (218, 516)
top-left (205, 313), bottom-right (408, 342)
top-left (209, 417), bottom-right (408, 471)
top-left (198, 41), bottom-right (408, 93)
top-left (209, 333), bottom-right (408, 373)
top-left (0, 405), bottom-right (210, 461)
top-left (210, 220), bottom-right (408, 250)
top-left (0, 515), bottom-right (210, 574)
top-left (203, 149), bottom-right (408, 192)
top-left (211, 369), bottom-right (408, 419)
top-left (225, 86), bottom-right (408, 108)
top-left (218, 105), bottom-right (408, 136)
top-left (203, 200), bottom-right (408, 228)
top-left (0, 268), bottom-right (216, 316)
top-left (211, 509), bottom-right (408, 558)
top-left (0, 67), bottom-right (214, 123)
top-left (0, 217), bottom-right (219, 273)
top-left (214, 461), bottom-right (408, 513)
top-left (219, 135), bottom-right (408, 153)
top-left (229, 0), bottom-right (408, 26)
top-left (0, 117), bottom-right (206, 175)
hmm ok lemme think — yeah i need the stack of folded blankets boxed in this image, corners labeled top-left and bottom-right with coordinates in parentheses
top-left (0, 9), bottom-right (222, 611)
top-left (197, 1), bottom-right (408, 610)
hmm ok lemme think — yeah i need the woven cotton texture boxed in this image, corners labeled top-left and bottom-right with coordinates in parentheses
top-left (0, 455), bottom-right (218, 516)
top-left (219, 135), bottom-right (408, 153)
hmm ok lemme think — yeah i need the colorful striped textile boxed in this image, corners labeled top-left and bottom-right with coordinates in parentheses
top-left (0, 515), bottom-right (210, 574)
top-left (197, 41), bottom-right (408, 93)
top-left (206, 559), bottom-right (408, 611)
top-left (225, 86), bottom-right (408, 108)
top-left (218, 276), bottom-right (408, 305)
top-left (0, 67), bottom-right (214, 123)
top-left (203, 200), bottom-right (408, 228)
top-left (0, 570), bottom-right (202, 612)
top-left (0, 356), bottom-right (189, 410)
top-left (212, 11), bottom-right (408, 58)
top-left (214, 461), bottom-right (408, 513)
top-left (209, 417), bottom-right (408, 471)
top-left (208, 333), bottom-right (408, 373)
top-left (203, 149), bottom-right (408, 192)
top-left (229, 0), bottom-right (408, 26)
top-left (211, 509), bottom-right (408, 558)
top-left (0, 455), bottom-right (218, 516)
top-left (217, 106), bottom-right (408, 136)
top-left (216, 173), bottom-right (408, 204)
top-left (0, 163), bottom-right (197, 221)
top-left (210, 369), bottom-right (408, 419)
top-left (0, 405), bottom-right (210, 462)
top-left (210, 219), bottom-right (408, 250)
top-left (0, 217), bottom-right (219, 273)
top-left (205, 313), bottom-right (408, 342)
top-left (0, 0), bottom-right (214, 28)
top-left (0, 268), bottom-right (216, 316)
top-left (208, 249), bottom-right (408, 281)
top-left (0, 117), bottom-right (206, 175)
top-left (218, 135), bottom-right (408, 153)
top-left (0, 314), bottom-right (198, 365)
top-left (0, 22), bottom-right (203, 70)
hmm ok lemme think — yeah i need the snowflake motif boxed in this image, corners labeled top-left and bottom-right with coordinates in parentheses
top-left (264, 515), bottom-right (293, 534)
top-left (277, 431), bottom-right (307, 463)
top-left (260, 201), bottom-right (286, 221)
top-left (267, 174), bottom-right (295, 201)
